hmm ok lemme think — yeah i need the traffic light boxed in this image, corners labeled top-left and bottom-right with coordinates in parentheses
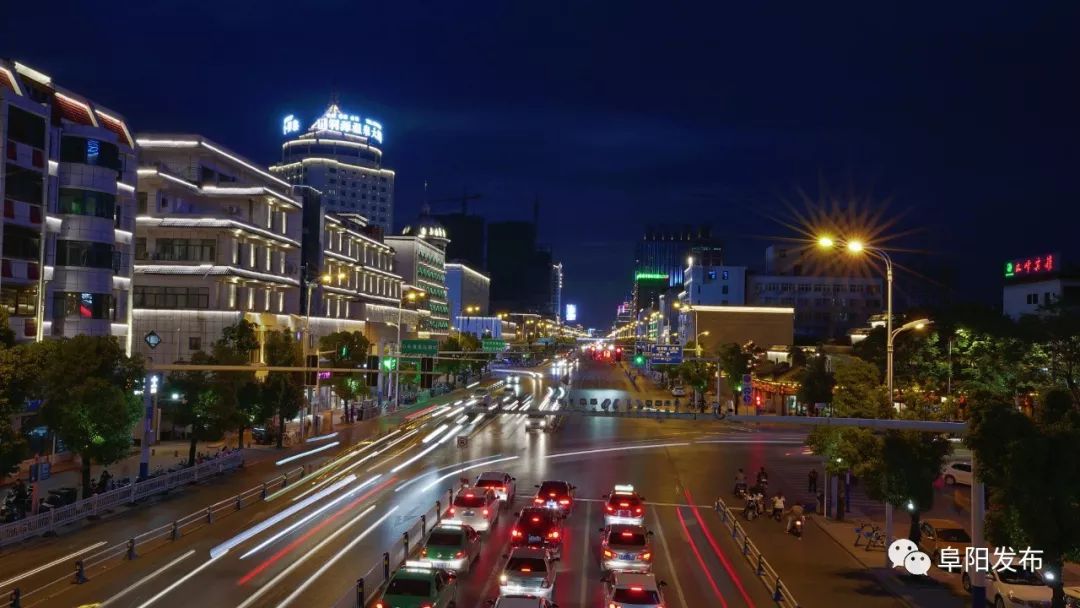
top-left (339, 344), bottom-right (349, 358)
top-left (380, 357), bottom-right (398, 372)
top-left (633, 354), bottom-right (646, 367)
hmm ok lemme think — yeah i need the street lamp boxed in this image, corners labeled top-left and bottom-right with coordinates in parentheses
top-left (695, 330), bottom-right (710, 358)
top-left (302, 270), bottom-right (340, 439)
top-left (394, 289), bottom-right (426, 409)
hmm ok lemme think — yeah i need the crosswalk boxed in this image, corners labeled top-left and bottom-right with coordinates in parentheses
top-left (760, 443), bottom-right (883, 518)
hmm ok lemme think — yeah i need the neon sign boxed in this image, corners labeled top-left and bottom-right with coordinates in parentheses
top-left (282, 114), bottom-right (300, 135)
top-left (310, 105), bottom-right (383, 143)
top-left (634, 271), bottom-right (668, 281)
top-left (1005, 254), bottom-right (1056, 278)
top-left (565, 304), bottom-right (577, 322)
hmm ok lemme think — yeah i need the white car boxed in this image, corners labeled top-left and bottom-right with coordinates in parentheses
top-left (489, 597), bottom-right (557, 608)
top-left (498, 547), bottom-right (557, 599)
top-left (602, 571), bottom-right (668, 608)
top-left (448, 488), bottom-right (500, 532)
top-left (963, 569), bottom-right (1051, 608)
top-left (474, 471), bottom-right (516, 504)
top-left (603, 484), bottom-right (647, 526)
top-left (670, 386), bottom-right (687, 397)
top-left (942, 461), bottom-right (973, 486)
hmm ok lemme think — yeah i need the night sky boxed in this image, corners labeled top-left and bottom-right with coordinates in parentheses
top-left (3, 2), bottom-right (1078, 327)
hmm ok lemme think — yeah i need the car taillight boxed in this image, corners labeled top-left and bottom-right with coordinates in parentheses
top-left (620, 502), bottom-right (630, 507)
top-left (608, 603), bottom-right (618, 608)
top-left (449, 508), bottom-right (455, 515)
top-left (635, 507), bottom-right (643, 514)
top-left (548, 530), bottom-right (560, 539)
top-left (421, 548), bottom-right (428, 557)
top-left (534, 498), bottom-right (544, 504)
top-left (606, 505), bottom-right (614, 512)
top-left (559, 499), bottom-right (570, 505)
top-left (375, 603), bottom-right (384, 608)
top-left (512, 529), bottom-right (522, 537)
top-left (642, 552), bottom-right (652, 560)
top-left (603, 549), bottom-right (614, 558)
top-left (482, 509), bottom-right (489, 516)
top-left (455, 550), bottom-right (464, 558)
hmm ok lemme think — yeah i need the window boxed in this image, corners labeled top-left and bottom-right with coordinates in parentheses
top-left (6, 106), bottom-right (45, 148)
top-left (52, 292), bottom-right (114, 320)
top-left (2, 225), bottom-right (40, 260)
top-left (59, 137), bottom-right (121, 171)
top-left (153, 239), bottom-right (215, 262)
top-left (707, 270), bottom-right (717, 280)
top-left (57, 188), bottom-right (116, 219)
top-left (721, 285), bottom-right (729, 295)
top-left (54, 240), bottom-right (113, 268)
top-left (1026, 293), bottom-right (1038, 305)
top-left (4, 165), bottom-right (44, 205)
top-left (722, 270), bottom-right (730, 280)
top-left (137, 192), bottom-right (148, 215)
top-left (189, 337), bottom-right (202, 351)
top-left (133, 286), bottom-right (211, 309)
top-left (135, 238), bottom-right (147, 260)
top-left (0, 285), bottom-right (37, 316)
top-left (1044, 292), bottom-right (1053, 305)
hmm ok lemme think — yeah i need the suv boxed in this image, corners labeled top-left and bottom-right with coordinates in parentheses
top-left (448, 488), bottom-right (500, 532)
top-left (475, 471), bottom-right (516, 504)
top-left (511, 507), bottom-right (565, 557)
top-left (599, 524), bottom-right (654, 573)
top-left (420, 522), bottom-right (481, 573)
top-left (602, 571), bottom-right (668, 608)
top-left (533, 480), bottom-right (575, 516)
top-left (375, 561), bottom-right (458, 608)
top-left (603, 484), bottom-right (646, 526)
top-left (498, 546), bottom-right (557, 599)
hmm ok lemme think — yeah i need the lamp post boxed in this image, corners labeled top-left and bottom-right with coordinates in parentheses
top-left (394, 290), bottom-right (424, 409)
top-left (302, 270), bottom-right (339, 440)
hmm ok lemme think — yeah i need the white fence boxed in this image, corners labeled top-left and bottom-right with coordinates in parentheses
top-left (714, 496), bottom-right (802, 608)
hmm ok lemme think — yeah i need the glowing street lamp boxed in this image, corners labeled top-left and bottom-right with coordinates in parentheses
top-left (817, 236), bottom-right (835, 249)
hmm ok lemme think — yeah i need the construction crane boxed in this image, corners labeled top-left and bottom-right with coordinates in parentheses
top-left (427, 188), bottom-right (483, 214)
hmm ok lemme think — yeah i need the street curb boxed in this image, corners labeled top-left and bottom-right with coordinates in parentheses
top-left (811, 516), bottom-right (920, 608)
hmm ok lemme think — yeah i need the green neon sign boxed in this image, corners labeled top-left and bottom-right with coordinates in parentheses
top-left (634, 272), bottom-right (668, 281)
top-left (1004, 261), bottom-right (1014, 278)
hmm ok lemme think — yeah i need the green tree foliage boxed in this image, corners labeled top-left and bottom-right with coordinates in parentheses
top-left (717, 343), bottom-right (750, 400)
top-left (857, 430), bottom-right (951, 543)
top-left (832, 357), bottom-right (890, 418)
top-left (0, 308), bottom-right (15, 348)
top-left (211, 320), bottom-right (260, 448)
top-left (37, 336), bottom-right (143, 497)
top-left (0, 343), bottom-right (38, 477)
top-left (320, 331), bottom-right (371, 412)
top-left (163, 351), bottom-right (229, 466)
top-left (263, 330), bottom-right (303, 447)
top-left (674, 360), bottom-right (711, 405)
top-left (796, 353), bottom-right (834, 407)
top-left (967, 389), bottom-right (1080, 608)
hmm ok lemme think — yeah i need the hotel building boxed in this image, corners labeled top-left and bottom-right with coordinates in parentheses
top-left (386, 211), bottom-right (451, 338)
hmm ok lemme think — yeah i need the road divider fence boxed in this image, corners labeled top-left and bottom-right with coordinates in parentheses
top-left (714, 496), bottom-right (802, 608)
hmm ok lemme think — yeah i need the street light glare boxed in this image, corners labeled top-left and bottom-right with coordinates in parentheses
top-left (817, 236), bottom-right (835, 249)
top-left (846, 240), bottom-right (865, 253)
top-left (701, 330), bottom-right (710, 336)
top-left (914, 323), bottom-right (925, 330)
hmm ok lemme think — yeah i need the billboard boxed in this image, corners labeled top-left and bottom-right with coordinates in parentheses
top-left (565, 304), bottom-right (578, 322)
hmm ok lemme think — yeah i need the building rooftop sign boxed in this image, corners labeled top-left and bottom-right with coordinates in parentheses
top-left (281, 104), bottom-right (384, 143)
top-left (634, 271), bottom-right (668, 281)
top-left (1005, 254), bottom-right (1057, 279)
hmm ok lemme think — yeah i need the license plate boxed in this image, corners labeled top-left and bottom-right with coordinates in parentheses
top-left (620, 553), bottom-right (635, 560)
top-left (528, 535), bottom-right (542, 543)
top-left (617, 511), bottom-right (630, 517)
top-left (464, 511), bottom-right (475, 516)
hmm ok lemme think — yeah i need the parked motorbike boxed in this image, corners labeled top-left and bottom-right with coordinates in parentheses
top-left (38, 487), bottom-right (78, 513)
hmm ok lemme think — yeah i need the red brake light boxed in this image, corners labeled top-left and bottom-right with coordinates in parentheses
top-left (532, 517), bottom-right (540, 522)
top-left (559, 499), bottom-right (570, 505)
top-left (621, 531), bottom-right (633, 537)
top-left (642, 551), bottom-right (652, 560)
top-left (620, 502), bottom-right (630, 507)
top-left (534, 498), bottom-right (544, 504)
top-left (376, 603), bottom-right (384, 608)
top-left (521, 567), bottom-right (532, 572)
top-left (548, 530), bottom-right (560, 539)
top-left (548, 492), bottom-right (557, 497)
top-left (449, 508), bottom-right (455, 515)
top-left (465, 493), bottom-right (474, 498)
top-left (606, 505), bottom-right (614, 512)
top-left (482, 508), bottom-right (490, 516)
top-left (421, 548), bottom-right (428, 557)
top-left (631, 586), bottom-right (644, 591)
top-left (635, 507), bottom-right (643, 514)
top-left (512, 529), bottom-right (522, 537)
top-left (455, 551), bottom-right (464, 558)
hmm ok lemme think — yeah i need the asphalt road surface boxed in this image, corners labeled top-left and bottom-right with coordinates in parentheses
top-left (1, 358), bottom-right (905, 607)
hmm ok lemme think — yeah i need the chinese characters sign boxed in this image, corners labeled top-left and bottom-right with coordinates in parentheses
top-left (1005, 254), bottom-right (1056, 279)
top-left (281, 105), bottom-right (384, 143)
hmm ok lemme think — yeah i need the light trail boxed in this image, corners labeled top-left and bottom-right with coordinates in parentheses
top-left (0, 541), bottom-right (107, 589)
top-left (134, 554), bottom-right (222, 608)
top-left (393, 454), bottom-right (509, 493)
top-left (211, 475), bottom-right (355, 558)
top-left (273, 507), bottom-right (400, 607)
top-left (547, 442), bottom-right (690, 459)
top-left (390, 424), bottom-right (462, 473)
top-left (274, 441), bottom-right (339, 465)
top-left (684, 488), bottom-right (757, 607)
top-left (99, 550), bottom-right (194, 607)
top-left (674, 506), bottom-right (729, 608)
top-left (276, 429), bottom-right (414, 502)
top-left (421, 423), bottom-right (450, 443)
top-left (239, 475), bottom-right (380, 559)
top-left (236, 505), bottom-right (387, 608)
top-left (304, 431), bottom-right (338, 443)
top-left (418, 455), bottom-right (520, 493)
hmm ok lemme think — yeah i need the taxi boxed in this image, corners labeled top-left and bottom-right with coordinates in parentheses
top-left (601, 571), bottom-right (668, 608)
top-left (603, 484), bottom-right (646, 526)
top-left (448, 488), bottom-right (500, 531)
top-left (497, 546), bottom-right (557, 599)
top-left (420, 521), bottom-right (481, 573)
top-left (375, 561), bottom-right (458, 608)
top-left (599, 524), bottom-right (654, 573)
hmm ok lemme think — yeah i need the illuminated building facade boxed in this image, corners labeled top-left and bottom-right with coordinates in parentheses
top-left (133, 135), bottom-right (303, 361)
top-left (1002, 253), bottom-right (1078, 319)
top-left (387, 209), bottom-right (450, 338)
top-left (550, 262), bottom-right (563, 322)
top-left (0, 60), bottom-right (137, 347)
top-left (271, 104), bottom-right (395, 234)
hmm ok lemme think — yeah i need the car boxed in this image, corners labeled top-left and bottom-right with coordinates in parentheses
top-left (511, 507), bottom-right (564, 557)
top-left (498, 546), bottom-right (557, 599)
top-left (375, 561), bottom-right (458, 608)
top-left (448, 488), bottom-right (500, 532)
top-left (471, 388), bottom-right (490, 399)
top-left (601, 571), bottom-right (668, 608)
top-left (603, 484), bottom-right (646, 526)
top-left (671, 386), bottom-right (687, 397)
top-left (525, 413), bottom-right (548, 432)
top-left (487, 598), bottom-right (558, 608)
top-left (533, 480), bottom-right (576, 516)
top-left (474, 471), bottom-right (516, 504)
top-left (918, 518), bottom-right (972, 561)
top-left (942, 461), bottom-right (973, 486)
top-left (599, 524), bottom-right (654, 573)
top-left (420, 521), bottom-right (482, 573)
top-left (962, 568), bottom-right (1052, 608)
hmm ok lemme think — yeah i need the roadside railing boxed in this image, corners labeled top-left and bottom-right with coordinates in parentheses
top-left (0, 465), bottom-right (305, 602)
top-left (0, 451), bottom-right (246, 548)
top-left (714, 496), bottom-right (801, 608)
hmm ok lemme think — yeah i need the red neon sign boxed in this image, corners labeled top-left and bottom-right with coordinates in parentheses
top-left (1005, 254), bottom-right (1056, 279)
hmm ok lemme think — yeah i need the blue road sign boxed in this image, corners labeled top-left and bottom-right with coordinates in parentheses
top-left (742, 373), bottom-right (752, 404)
top-left (649, 344), bottom-right (683, 364)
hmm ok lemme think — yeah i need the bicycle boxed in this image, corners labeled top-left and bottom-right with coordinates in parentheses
top-left (853, 521), bottom-right (871, 546)
top-left (864, 526), bottom-right (886, 551)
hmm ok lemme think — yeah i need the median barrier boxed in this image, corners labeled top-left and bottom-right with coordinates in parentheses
top-left (714, 496), bottom-right (802, 608)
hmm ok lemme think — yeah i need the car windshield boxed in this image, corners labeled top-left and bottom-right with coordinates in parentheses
top-left (455, 494), bottom-right (487, 508)
top-left (997, 569), bottom-right (1044, 586)
top-left (506, 557), bottom-right (548, 573)
top-left (427, 530), bottom-right (463, 546)
top-left (538, 482), bottom-right (568, 496)
top-left (613, 587), bottom-right (661, 602)
top-left (611, 531), bottom-right (647, 546)
top-left (386, 577), bottom-right (432, 596)
top-left (937, 528), bottom-right (971, 543)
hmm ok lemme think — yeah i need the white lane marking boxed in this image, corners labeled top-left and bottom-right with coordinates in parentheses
top-left (274, 507), bottom-right (400, 607)
top-left (0, 541), bottom-right (107, 589)
top-left (134, 554), bottom-right (222, 608)
top-left (578, 500), bottom-right (592, 607)
top-left (650, 508), bottom-right (688, 607)
top-left (393, 453), bottom-right (512, 493)
top-left (274, 441), bottom-right (339, 465)
top-left (210, 475), bottom-right (356, 559)
top-left (236, 505), bottom-right (382, 608)
top-left (305, 432), bottom-right (338, 443)
top-left (99, 550), bottom-right (195, 607)
top-left (240, 475), bottom-right (381, 559)
top-left (547, 442), bottom-right (690, 459)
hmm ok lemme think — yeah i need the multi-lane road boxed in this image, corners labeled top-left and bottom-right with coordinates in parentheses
top-left (0, 358), bottom-right (911, 607)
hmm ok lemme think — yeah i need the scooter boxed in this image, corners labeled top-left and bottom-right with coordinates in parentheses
top-left (733, 482), bottom-right (747, 497)
top-left (743, 495), bottom-right (762, 520)
top-left (790, 516), bottom-right (805, 538)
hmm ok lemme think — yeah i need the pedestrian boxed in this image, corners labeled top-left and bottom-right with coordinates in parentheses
top-left (808, 469), bottom-right (818, 493)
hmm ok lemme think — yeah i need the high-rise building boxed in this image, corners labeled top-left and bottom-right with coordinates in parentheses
top-left (1, 60), bottom-right (137, 347)
top-left (133, 135), bottom-right (303, 361)
top-left (634, 224), bottom-right (720, 288)
top-left (488, 219), bottom-right (554, 314)
top-left (387, 210), bottom-right (450, 338)
top-left (445, 262), bottom-right (490, 321)
top-left (271, 103), bottom-right (395, 233)
top-left (433, 211), bottom-right (485, 270)
top-left (550, 262), bottom-right (563, 322)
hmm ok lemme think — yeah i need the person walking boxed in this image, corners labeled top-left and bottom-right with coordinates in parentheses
top-left (808, 469), bottom-right (818, 493)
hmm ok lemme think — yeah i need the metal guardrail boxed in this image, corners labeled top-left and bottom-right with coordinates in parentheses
top-left (0, 464), bottom-right (305, 602)
top-left (713, 496), bottom-right (801, 608)
top-left (0, 451), bottom-right (246, 548)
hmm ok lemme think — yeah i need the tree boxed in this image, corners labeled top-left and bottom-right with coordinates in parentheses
top-left (674, 360), bottom-right (711, 406)
top-left (37, 336), bottom-right (143, 497)
top-left (263, 330), bottom-right (303, 447)
top-left (0, 343), bottom-right (38, 477)
top-left (163, 351), bottom-right (229, 466)
top-left (319, 331), bottom-right (371, 418)
top-left (797, 353), bottom-right (835, 408)
top-left (832, 357), bottom-right (890, 418)
top-left (967, 390), bottom-right (1080, 608)
top-left (717, 343), bottom-right (750, 401)
top-left (0, 308), bottom-right (15, 348)
top-left (436, 336), bottom-right (466, 383)
top-left (1020, 302), bottom-right (1080, 404)
top-left (212, 320), bottom-right (260, 448)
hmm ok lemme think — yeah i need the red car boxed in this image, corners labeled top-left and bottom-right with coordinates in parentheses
top-left (533, 480), bottom-right (576, 516)
top-left (510, 507), bottom-right (564, 557)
